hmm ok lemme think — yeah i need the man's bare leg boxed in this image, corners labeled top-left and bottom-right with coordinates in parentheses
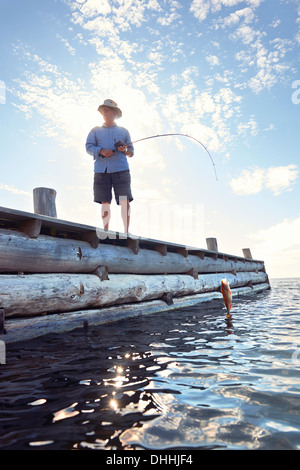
top-left (120, 197), bottom-right (130, 233)
top-left (101, 202), bottom-right (111, 230)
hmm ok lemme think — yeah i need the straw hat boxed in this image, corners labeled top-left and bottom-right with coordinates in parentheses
top-left (97, 99), bottom-right (122, 119)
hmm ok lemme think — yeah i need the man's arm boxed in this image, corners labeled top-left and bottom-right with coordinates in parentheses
top-left (122, 129), bottom-right (134, 157)
top-left (85, 128), bottom-right (102, 159)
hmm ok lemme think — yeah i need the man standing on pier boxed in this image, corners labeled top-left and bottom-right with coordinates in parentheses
top-left (85, 99), bottom-right (134, 233)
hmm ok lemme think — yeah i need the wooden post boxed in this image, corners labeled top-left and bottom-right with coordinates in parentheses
top-left (206, 237), bottom-right (218, 252)
top-left (20, 219), bottom-right (42, 238)
top-left (33, 187), bottom-right (57, 217)
top-left (242, 248), bottom-right (253, 259)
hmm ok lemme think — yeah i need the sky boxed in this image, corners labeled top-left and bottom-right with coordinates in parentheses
top-left (0, 0), bottom-right (299, 279)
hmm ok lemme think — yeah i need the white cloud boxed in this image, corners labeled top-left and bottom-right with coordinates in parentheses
top-left (73, 0), bottom-right (111, 17)
top-left (206, 54), bottom-right (220, 66)
top-left (237, 116), bottom-right (259, 136)
top-left (234, 33), bottom-right (293, 93)
top-left (69, 0), bottom-right (160, 32)
top-left (295, 5), bottom-right (300, 44)
top-left (189, 0), bottom-right (210, 22)
top-left (10, 1), bottom-right (297, 202)
top-left (230, 24), bottom-right (258, 44)
top-left (253, 217), bottom-right (300, 253)
top-left (0, 80), bottom-right (5, 104)
top-left (230, 167), bottom-right (265, 195)
top-left (190, 0), bottom-right (294, 94)
top-left (11, 42), bottom-right (169, 179)
top-left (157, 10), bottom-right (181, 26)
top-left (0, 183), bottom-right (31, 197)
top-left (250, 215), bottom-right (300, 277)
top-left (217, 7), bottom-right (255, 29)
top-left (266, 165), bottom-right (299, 196)
top-left (195, 91), bottom-right (216, 114)
top-left (160, 64), bottom-right (243, 153)
top-left (12, 54), bottom-right (94, 149)
top-left (11, 0), bottom-right (288, 170)
top-left (56, 34), bottom-right (76, 55)
top-left (190, 0), bottom-right (264, 22)
top-left (270, 18), bottom-right (281, 28)
top-left (230, 165), bottom-right (298, 196)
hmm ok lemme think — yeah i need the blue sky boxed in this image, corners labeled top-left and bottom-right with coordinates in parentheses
top-left (0, 0), bottom-right (299, 278)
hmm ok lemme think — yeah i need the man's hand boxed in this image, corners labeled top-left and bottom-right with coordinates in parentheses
top-left (100, 148), bottom-right (115, 157)
top-left (118, 145), bottom-right (132, 157)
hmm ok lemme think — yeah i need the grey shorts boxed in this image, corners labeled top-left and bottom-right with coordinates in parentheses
top-left (93, 170), bottom-right (133, 205)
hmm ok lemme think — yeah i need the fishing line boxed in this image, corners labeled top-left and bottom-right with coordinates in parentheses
top-left (131, 133), bottom-right (218, 181)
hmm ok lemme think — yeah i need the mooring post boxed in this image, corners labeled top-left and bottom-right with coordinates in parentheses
top-left (206, 237), bottom-right (218, 252)
top-left (242, 248), bottom-right (253, 259)
top-left (33, 187), bottom-right (57, 218)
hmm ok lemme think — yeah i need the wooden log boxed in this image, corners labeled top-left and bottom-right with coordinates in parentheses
top-left (4, 283), bottom-right (271, 344)
top-left (0, 229), bottom-right (265, 275)
top-left (0, 271), bottom-right (269, 318)
top-left (33, 187), bottom-right (57, 217)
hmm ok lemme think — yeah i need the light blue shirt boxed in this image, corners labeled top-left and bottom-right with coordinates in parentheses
top-left (86, 124), bottom-right (134, 173)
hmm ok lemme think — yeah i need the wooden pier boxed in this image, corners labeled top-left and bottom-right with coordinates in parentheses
top-left (0, 188), bottom-right (270, 343)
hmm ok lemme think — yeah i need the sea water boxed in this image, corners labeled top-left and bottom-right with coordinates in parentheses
top-left (0, 278), bottom-right (300, 450)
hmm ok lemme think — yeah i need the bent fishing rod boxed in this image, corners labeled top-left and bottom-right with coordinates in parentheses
top-left (114, 133), bottom-right (218, 181)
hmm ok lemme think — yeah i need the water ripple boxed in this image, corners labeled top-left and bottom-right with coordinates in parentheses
top-left (0, 279), bottom-right (300, 450)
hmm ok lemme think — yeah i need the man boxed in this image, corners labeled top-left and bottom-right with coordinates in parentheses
top-left (86, 99), bottom-right (134, 233)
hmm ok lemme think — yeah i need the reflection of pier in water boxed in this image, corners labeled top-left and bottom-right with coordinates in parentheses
top-left (2, 293), bottom-right (271, 450)
top-left (74, 304), bottom-right (243, 449)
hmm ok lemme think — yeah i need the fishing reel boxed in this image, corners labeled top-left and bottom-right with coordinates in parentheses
top-left (114, 139), bottom-right (126, 150)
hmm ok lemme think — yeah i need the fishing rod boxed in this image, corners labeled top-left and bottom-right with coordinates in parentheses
top-left (115, 133), bottom-right (218, 181)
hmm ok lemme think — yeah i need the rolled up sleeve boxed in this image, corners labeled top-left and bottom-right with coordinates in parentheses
top-left (125, 129), bottom-right (134, 157)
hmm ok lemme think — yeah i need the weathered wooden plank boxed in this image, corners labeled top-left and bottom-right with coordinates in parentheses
top-left (0, 271), bottom-right (269, 318)
top-left (0, 229), bottom-right (265, 275)
top-left (3, 283), bottom-right (271, 344)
